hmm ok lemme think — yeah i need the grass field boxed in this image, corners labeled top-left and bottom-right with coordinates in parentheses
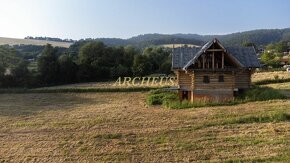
top-left (252, 71), bottom-right (290, 82)
top-left (0, 37), bottom-right (72, 48)
top-left (0, 91), bottom-right (289, 162)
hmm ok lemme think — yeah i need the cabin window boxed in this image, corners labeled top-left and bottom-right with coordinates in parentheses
top-left (203, 76), bottom-right (210, 83)
top-left (218, 75), bottom-right (224, 82)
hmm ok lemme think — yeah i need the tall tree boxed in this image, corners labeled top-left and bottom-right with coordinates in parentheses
top-left (58, 54), bottom-right (77, 83)
top-left (37, 44), bottom-right (59, 84)
top-left (77, 41), bottom-right (107, 81)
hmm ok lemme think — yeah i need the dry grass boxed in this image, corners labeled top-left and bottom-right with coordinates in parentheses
top-left (252, 71), bottom-right (290, 82)
top-left (0, 37), bottom-right (72, 48)
top-left (0, 92), bottom-right (289, 162)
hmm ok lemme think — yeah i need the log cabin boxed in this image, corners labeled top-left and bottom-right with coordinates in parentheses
top-left (172, 38), bottom-right (261, 102)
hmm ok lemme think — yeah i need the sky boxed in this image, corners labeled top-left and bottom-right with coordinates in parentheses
top-left (0, 0), bottom-right (289, 40)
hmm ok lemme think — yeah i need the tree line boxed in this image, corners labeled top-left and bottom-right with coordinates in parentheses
top-left (0, 42), bottom-right (172, 88)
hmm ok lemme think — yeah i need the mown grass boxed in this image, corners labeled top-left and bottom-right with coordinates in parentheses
top-left (0, 92), bottom-right (289, 162)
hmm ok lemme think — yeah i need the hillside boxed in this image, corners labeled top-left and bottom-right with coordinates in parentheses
top-left (173, 28), bottom-right (290, 46)
top-left (2, 28), bottom-right (290, 49)
top-left (0, 37), bottom-right (72, 48)
top-left (74, 28), bottom-right (290, 48)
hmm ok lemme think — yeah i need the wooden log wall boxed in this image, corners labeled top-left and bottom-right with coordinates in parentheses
top-left (194, 71), bottom-right (234, 90)
top-left (235, 70), bottom-right (251, 88)
top-left (177, 71), bottom-right (192, 90)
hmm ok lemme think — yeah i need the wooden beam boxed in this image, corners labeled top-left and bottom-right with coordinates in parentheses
top-left (222, 52), bottom-right (224, 69)
top-left (212, 51), bottom-right (215, 69)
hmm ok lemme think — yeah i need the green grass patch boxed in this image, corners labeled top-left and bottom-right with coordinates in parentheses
top-left (185, 111), bottom-right (290, 131)
top-left (224, 111), bottom-right (290, 124)
top-left (237, 86), bottom-right (288, 101)
top-left (152, 135), bottom-right (169, 144)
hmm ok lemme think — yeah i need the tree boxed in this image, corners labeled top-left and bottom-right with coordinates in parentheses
top-left (37, 44), bottom-right (59, 84)
top-left (275, 41), bottom-right (288, 53)
top-left (58, 54), bottom-right (77, 83)
top-left (78, 41), bottom-right (105, 65)
top-left (132, 54), bottom-right (152, 76)
top-left (110, 64), bottom-right (128, 78)
top-left (77, 42), bottom-right (107, 81)
top-left (0, 64), bottom-right (5, 86)
top-left (143, 47), bottom-right (171, 74)
top-left (260, 52), bottom-right (274, 63)
top-left (10, 61), bottom-right (29, 86)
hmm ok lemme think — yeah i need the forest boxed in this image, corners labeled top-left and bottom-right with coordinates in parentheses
top-left (0, 42), bottom-right (171, 87)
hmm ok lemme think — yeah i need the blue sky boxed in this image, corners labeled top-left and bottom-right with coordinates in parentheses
top-left (0, 0), bottom-right (289, 39)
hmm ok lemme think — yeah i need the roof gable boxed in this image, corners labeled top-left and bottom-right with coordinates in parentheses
top-left (172, 38), bottom-right (261, 70)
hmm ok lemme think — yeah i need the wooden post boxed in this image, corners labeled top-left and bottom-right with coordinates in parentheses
top-left (202, 54), bottom-right (205, 69)
top-left (212, 51), bottom-right (215, 69)
top-left (222, 52), bottom-right (224, 69)
top-left (207, 54), bottom-right (210, 69)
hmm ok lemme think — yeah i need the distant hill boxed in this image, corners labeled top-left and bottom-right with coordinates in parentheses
top-left (1, 28), bottom-right (290, 49)
top-left (128, 33), bottom-right (204, 47)
top-left (74, 28), bottom-right (290, 48)
top-left (173, 28), bottom-right (290, 47)
top-left (0, 37), bottom-right (72, 48)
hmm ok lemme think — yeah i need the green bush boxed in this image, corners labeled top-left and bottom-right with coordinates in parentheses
top-left (147, 93), bottom-right (165, 105)
top-left (146, 89), bottom-right (178, 106)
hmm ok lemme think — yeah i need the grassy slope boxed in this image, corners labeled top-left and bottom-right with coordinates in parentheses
top-left (0, 92), bottom-right (289, 162)
top-left (0, 37), bottom-right (72, 48)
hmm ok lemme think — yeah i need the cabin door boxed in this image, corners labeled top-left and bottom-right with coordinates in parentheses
top-left (182, 91), bottom-right (189, 100)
